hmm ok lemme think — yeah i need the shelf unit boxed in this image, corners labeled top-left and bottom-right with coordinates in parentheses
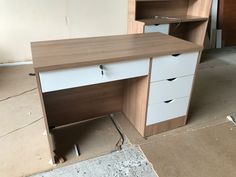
top-left (128, 0), bottom-right (212, 46)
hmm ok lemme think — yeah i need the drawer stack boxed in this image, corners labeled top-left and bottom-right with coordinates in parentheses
top-left (146, 52), bottom-right (199, 126)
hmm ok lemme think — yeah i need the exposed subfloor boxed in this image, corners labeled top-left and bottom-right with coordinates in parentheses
top-left (0, 47), bottom-right (236, 177)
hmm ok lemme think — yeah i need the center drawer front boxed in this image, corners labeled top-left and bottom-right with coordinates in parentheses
top-left (146, 97), bottom-right (189, 126)
top-left (39, 59), bottom-right (150, 93)
top-left (148, 75), bottom-right (194, 104)
top-left (151, 52), bottom-right (198, 82)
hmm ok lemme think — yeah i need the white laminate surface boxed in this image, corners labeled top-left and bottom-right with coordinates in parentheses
top-left (151, 52), bottom-right (198, 82)
top-left (148, 75), bottom-right (194, 104)
top-left (40, 59), bottom-right (150, 93)
top-left (146, 97), bottom-right (189, 125)
top-left (144, 24), bottom-right (170, 34)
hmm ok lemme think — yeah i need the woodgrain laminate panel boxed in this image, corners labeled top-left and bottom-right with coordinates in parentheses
top-left (43, 81), bottom-right (124, 127)
top-left (128, 20), bottom-right (145, 34)
top-left (123, 76), bottom-right (150, 136)
top-left (145, 116), bottom-right (186, 137)
top-left (35, 73), bottom-right (56, 163)
top-left (127, 0), bottom-right (212, 47)
top-left (139, 15), bottom-right (207, 25)
top-left (136, 0), bottom-right (189, 19)
top-left (188, 0), bottom-right (212, 17)
top-left (31, 33), bottom-right (202, 72)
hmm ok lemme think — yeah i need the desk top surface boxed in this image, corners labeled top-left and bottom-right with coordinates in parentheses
top-left (31, 33), bottom-right (202, 72)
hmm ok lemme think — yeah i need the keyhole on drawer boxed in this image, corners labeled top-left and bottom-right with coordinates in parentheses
top-left (172, 54), bottom-right (181, 57)
top-left (99, 65), bottom-right (104, 76)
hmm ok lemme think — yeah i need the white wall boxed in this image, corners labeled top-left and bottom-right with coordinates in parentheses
top-left (0, 0), bottom-right (128, 63)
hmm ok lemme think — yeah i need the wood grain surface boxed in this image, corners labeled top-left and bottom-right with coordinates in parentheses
top-left (31, 33), bottom-right (201, 72)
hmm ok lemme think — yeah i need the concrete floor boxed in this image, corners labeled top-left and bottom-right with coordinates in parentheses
top-left (1, 48), bottom-right (236, 177)
top-left (32, 147), bottom-right (158, 177)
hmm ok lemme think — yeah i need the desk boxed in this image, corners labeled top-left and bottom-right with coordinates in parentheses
top-left (31, 33), bottom-right (202, 163)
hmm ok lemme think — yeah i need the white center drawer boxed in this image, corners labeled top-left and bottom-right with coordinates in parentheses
top-left (148, 75), bottom-right (194, 104)
top-left (39, 59), bottom-right (150, 93)
top-left (144, 24), bottom-right (170, 34)
top-left (151, 52), bottom-right (198, 82)
top-left (146, 97), bottom-right (189, 126)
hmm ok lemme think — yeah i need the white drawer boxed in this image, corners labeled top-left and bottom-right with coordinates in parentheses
top-left (151, 52), bottom-right (199, 82)
top-left (146, 97), bottom-right (189, 126)
top-left (148, 75), bottom-right (194, 104)
top-left (39, 59), bottom-right (150, 93)
top-left (144, 24), bottom-right (170, 34)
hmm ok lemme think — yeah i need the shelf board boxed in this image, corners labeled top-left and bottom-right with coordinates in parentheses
top-left (138, 15), bottom-right (208, 25)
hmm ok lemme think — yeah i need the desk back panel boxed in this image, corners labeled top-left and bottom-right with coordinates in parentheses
top-left (136, 0), bottom-right (189, 19)
top-left (43, 80), bottom-right (124, 127)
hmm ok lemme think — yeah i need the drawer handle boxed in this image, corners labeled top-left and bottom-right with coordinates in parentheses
top-left (99, 65), bottom-right (104, 76)
top-left (172, 54), bottom-right (181, 57)
top-left (164, 100), bottom-right (174, 104)
top-left (154, 24), bottom-right (160, 26)
top-left (167, 78), bottom-right (177, 81)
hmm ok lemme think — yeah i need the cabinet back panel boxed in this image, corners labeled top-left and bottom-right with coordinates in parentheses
top-left (43, 80), bottom-right (124, 127)
top-left (169, 21), bottom-right (207, 45)
top-left (136, 0), bottom-right (189, 19)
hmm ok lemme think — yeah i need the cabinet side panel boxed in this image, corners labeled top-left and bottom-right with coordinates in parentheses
top-left (128, 0), bottom-right (136, 21)
top-left (123, 76), bottom-right (149, 136)
top-left (128, 21), bottom-right (145, 34)
top-left (187, 0), bottom-right (212, 17)
top-left (187, 21), bottom-right (209, 46)
top-left (169, 21), bottom-right (208, 46)
top-left (35, 73), bottom-right (56, 163)
top-left (186, 0), bottom-right (212, 45)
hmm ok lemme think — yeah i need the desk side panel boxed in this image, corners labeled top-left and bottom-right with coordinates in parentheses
top-left (35, 73), bottom-right (56, 163)
top-left (123, 76), bottom-right (150, 136)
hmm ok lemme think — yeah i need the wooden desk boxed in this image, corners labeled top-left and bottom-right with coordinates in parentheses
top-left (31, 33), bottom-right (202, 163)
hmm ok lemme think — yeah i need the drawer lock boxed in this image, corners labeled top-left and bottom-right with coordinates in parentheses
top-left (172, 54), bottom-right (181, 57)
top-left (99, 65), bottom-right (104, 76)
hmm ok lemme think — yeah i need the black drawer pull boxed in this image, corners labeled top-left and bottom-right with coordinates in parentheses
top-left (172, 54), bottom-right (181, 57)
top-left (154, 24), bottom-right (160, 26)
top-left (164, 100), bottom-right (173, 103)
top-left (167, 78), bottom-right (177, 81)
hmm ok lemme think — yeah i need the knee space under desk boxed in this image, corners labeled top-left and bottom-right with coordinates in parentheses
top-left (42, 76), bottom-right (149, 135)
